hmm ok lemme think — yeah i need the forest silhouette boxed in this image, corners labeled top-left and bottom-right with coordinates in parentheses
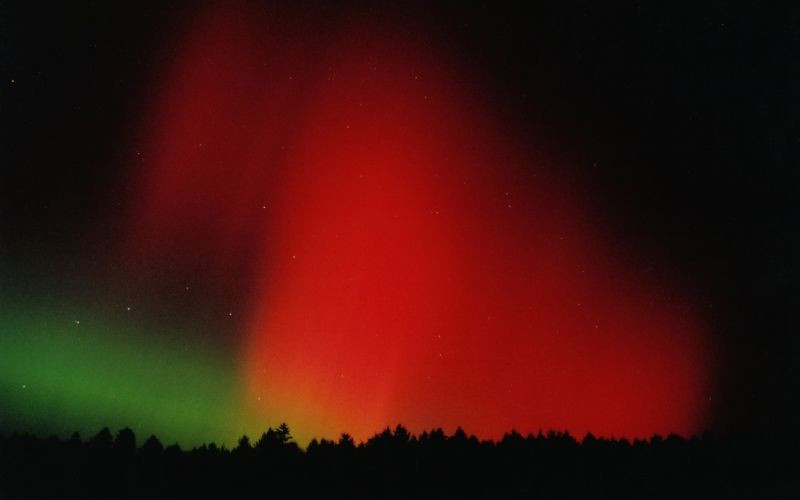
top-left (0, 423), bottom-right (795, 499)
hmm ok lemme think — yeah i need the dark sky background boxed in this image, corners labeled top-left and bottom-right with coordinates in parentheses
top-left (2, 1), bottom-right (799, 441)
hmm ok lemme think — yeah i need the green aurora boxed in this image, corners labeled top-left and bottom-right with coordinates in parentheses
top-left (0, 301), bottom-right (261, 447)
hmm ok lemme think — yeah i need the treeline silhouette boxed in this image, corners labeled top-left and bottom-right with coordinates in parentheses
top-left (0, 424), bottom-right (795, 499)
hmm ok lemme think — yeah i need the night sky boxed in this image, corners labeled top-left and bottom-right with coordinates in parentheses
top-left (2, 2), bottom-right (798, 447)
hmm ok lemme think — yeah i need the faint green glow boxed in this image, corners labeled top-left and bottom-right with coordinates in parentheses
top-left (0, 301), bottom-right (258, 447)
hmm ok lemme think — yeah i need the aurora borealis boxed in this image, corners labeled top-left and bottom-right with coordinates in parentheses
top-left (0, 303), bottom-right (242, 446)
top-left (4, 2), bottom-right (796, 449)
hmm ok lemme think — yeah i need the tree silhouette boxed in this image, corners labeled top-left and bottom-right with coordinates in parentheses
top-left (0, 424), bottom-right (792, 499)
top-left (141, 435), bottom-right (163, 456)
top-left (91, 427), bottom-right (113, 450)
top-left (276, 422), bottom-right (292, 444)
top-left (235, 435), bottom-right (252, 454)
top-left (114, 427), bottom-right (136, 456)
top-left (338, 433), bottom-right (355, 448)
